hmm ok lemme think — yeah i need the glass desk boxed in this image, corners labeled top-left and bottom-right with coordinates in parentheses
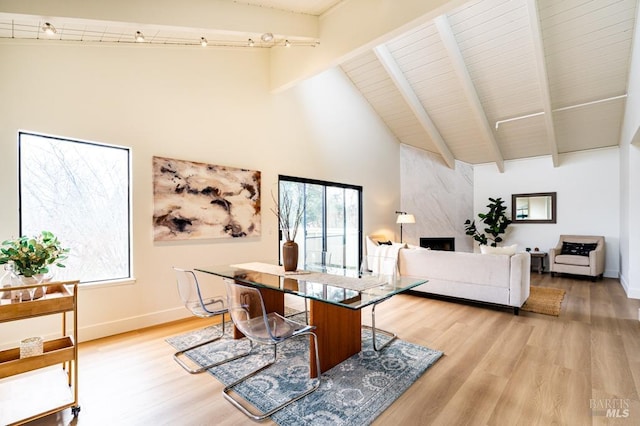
top-left (196, 263), bottom-right (427, 376)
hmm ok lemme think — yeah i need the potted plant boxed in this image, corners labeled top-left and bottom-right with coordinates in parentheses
top-left (464, 197), bottom-right (512, 247)
top-left (271, 188), bottom-right (304, 271)
top-left (0, 231), bottom-right (70, 279)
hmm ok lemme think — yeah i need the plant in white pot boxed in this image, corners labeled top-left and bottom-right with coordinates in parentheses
top-left (463, 197), bottom-right (512, 247)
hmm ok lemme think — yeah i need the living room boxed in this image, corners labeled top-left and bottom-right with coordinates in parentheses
top-left (1, 0), bottom-right (640, 424)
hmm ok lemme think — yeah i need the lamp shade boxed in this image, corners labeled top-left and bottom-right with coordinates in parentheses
top-left (396, 213), bottom-right (415, 224)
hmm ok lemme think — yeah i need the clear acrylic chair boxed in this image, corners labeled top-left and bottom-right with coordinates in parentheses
top-left (172, 267), bottom-right (250, 374)
top-left (360, 255), bottom-right (399, 351)
top-left (222, 279), bottom-right (321, 421)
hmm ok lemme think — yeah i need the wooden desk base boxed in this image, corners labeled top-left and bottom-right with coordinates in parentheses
top-left (309, 299), bottom-right (361, 378)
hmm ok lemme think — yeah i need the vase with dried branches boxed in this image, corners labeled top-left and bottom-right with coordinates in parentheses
top-left (271, 188), bottom-right (304, 271)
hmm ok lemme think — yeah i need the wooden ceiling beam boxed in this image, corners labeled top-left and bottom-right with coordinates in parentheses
top-left (527, 0), bottom-right (560, 167)
top-left (434, 15), bottom-right (505, 173)
top-left (374, 44), bottom-right (456, 169)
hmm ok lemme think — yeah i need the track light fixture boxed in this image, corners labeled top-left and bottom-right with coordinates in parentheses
top-left (42, 22), bottom-right (57, 36)
top-left (30, 22), bottom-right (318, 49)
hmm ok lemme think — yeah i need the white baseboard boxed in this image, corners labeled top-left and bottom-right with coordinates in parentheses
top-left (604, 269), bottom-right (619, 279)
top-left (620, 273), bottom-right (640, 299)
top-left (0, 306), bottom-right (192, 350)
top-left (77, 306), bottom-right (190, 343)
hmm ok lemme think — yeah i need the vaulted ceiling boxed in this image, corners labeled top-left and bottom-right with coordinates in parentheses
top-left (340, 0), bottom-right (636, 171)
top-left (1, 0), bottom-right (637, 171)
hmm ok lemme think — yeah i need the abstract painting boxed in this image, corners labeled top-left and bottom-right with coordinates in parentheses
top-left (152, 156), bottom-right (261, 241)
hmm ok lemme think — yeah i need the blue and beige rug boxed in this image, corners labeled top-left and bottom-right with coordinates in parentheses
top-left (166, 314), bottom-right (443, 425)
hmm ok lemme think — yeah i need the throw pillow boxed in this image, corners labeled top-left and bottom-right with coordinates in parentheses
top-left (365, 236), bottom-right (379, 257)
top-left (480, 244), bottom-right (517, 255)
top-left (377, 240), bottom-right (393, 245)
top-left (561, 241), bottom-right (597, 256)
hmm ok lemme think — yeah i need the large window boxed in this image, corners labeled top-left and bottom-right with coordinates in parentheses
top-left (19, 132), bottom-right (132, 284)
top-left (278, 175), bottom-right (362, 270)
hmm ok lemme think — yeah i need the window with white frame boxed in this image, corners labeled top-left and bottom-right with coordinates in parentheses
top-left (19, 132), bottom-right (132, 283)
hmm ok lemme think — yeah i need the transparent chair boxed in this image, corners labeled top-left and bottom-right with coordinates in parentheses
top-left (360, 255), bottom-right (399, 351)
top-left (222, 279), bottom-right (321, 421)
top-left (172, 267), bottom-right (250, 374)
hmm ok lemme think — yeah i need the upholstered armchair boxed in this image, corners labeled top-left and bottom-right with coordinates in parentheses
top-left (549, 235), bottom-right (605, 280)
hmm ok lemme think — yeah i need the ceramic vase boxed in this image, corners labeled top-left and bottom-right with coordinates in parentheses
top-left (282, 240), bottom-right (299, 272)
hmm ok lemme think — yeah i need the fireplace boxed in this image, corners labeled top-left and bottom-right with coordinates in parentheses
top-left (420, 237), bottom-right (455, 251)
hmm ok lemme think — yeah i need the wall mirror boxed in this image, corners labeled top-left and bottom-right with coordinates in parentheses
top-left (511, 192), bottom-right (557, 224)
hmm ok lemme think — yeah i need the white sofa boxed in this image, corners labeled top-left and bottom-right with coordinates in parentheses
top-left (398, 247), bottom-right (531, 314)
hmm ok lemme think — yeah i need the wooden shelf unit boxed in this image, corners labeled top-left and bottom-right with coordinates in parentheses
top-left (0, 280), bottom-right (80, 425)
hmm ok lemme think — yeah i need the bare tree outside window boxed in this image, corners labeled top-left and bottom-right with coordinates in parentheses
top-left (19, 132), bottom-right (131, 283)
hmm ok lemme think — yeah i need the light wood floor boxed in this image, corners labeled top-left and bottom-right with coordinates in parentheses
top-left (24, 274), bottom-right (640, 425)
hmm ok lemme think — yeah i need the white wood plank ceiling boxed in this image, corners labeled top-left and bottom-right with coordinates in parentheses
top-left (341, 0), bottom-right (637, 169)
top-left (0, 0), bottom-right (636, 170)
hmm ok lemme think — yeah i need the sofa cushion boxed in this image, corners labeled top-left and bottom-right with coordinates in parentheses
top-left (480, 244), bottom-right (517, 255)
top-left (399, 249), bottom-right (511, 288)
top-left (561, 241), bottom-right (597, 256)
top-left (554, 254), bottom-right (590, 266)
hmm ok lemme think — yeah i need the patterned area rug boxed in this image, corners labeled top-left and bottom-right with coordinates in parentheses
top-left (521, 286), bottom-right (566, 316)
top-left (166, 314), bottom-right (443, 425)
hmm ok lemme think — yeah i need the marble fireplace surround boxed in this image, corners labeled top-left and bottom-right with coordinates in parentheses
top-left (400, 145), bottom-right (473, 252)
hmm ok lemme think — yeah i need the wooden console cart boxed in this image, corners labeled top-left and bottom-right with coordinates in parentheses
top-left (0, 280), bottom-right (80, 425)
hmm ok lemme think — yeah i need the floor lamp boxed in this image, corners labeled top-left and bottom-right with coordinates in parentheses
top-left (395, 211), bottom-right (415, 243)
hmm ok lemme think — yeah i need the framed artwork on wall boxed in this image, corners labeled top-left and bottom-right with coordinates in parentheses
top-left (152, 156), bottom-right (261, 241)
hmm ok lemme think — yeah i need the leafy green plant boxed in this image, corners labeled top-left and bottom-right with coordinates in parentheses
top-left (464, 197), bottom-right (512, 247)
top-left (0, 231), bottom-right (69, 277)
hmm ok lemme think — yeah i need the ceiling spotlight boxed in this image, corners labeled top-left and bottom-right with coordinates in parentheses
top-left (200, 37), bottom-right (208, 47)
top-left (42, 22), bottom-right (57, 36)
top-left (284, 40), bottom-right (291, 47)
top-left (248, 38), bottom-right (255, 47)
top-left (135, 31), bottom-right (145, 42)
top-left (261, 32), bottom-right (274, 42)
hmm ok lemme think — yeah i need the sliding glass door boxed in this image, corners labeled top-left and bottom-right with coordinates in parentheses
top-left (278, 175), bottom-right (362, 270)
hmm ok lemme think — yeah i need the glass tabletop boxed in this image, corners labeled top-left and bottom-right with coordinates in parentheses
top-left (195, 263), bottom-right (427, 310)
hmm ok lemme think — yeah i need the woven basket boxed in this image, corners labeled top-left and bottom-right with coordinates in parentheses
top-left (20, 336), bottom-right (44, 358)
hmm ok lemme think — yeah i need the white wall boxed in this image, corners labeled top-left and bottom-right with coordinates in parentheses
top-left (619, 0), bottom-right (640, 298)
top-left (474, 149), bottom-right (620, 278)
top-left (0, 42), bottom-right (400, 346)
